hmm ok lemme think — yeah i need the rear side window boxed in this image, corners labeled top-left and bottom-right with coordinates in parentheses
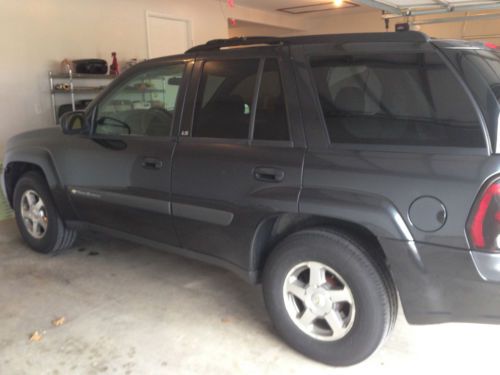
top-left (192, 59), bottom-right (259, 139)
top-left (191, 58), bottom-right (290, 142)
top-left (460, 50), bottom-right (500, 102)
top-left (310, 52), bottom-right (484, 147)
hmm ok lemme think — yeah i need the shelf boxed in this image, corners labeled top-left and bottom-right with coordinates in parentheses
top-left (51, 87), bottom-right (105, 94)
top-left (50, 73), bottom-right (116, 79)
top-left (49, 70), bottom-right (114, 124)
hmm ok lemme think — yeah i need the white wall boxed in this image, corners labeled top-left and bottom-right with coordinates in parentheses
top-left (298, 10), bottom-right (385, 34)
top-left (228, 20), bottom-right (300, 37)
top-left (0, 0), bottom-right (301, 155)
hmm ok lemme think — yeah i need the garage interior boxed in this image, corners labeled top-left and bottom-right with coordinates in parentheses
top-left (1, 0), bottom-right (500, 373)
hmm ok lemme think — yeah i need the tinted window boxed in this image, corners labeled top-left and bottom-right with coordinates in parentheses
top-left (254, 59), bottom-right (290, 141)
top-left (443, 48), bottom-right (500, 144)
top-left (310, 52), bottom-right (484, 147)
top-left (192, 59), bottom-right (259, 139)
top-left (462, 50), bottom-right (500, 102)
top-left (95, 63), bottom-right (185, 137)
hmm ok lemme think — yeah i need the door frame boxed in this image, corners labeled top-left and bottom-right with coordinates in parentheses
top-left (145, 11), bottom-right (193, 59)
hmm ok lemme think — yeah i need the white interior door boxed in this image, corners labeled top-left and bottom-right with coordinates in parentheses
top-left (147, 12), bottom-right (192, 58)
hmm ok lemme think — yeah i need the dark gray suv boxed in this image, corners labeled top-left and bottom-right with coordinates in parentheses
top-left (3, 31), bottom-right (500, 366)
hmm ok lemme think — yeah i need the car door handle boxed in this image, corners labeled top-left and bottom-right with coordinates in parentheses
top-left (142, 157), bottom-right (163, 170)
top-left (253, 167), bottom-right (285, 183)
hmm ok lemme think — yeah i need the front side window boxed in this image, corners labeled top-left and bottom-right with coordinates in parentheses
top-left (95, 63), bottom-right (185, 137)
top-left (310, 52), bottom-right (484, 147)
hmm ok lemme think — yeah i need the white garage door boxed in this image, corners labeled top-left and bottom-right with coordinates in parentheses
top-left (147, 13), bottom-right (192, 58)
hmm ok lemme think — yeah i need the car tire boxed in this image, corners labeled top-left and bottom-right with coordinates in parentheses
top-left (13, 171), bottom-right (76, 254)
top-left (262, 227), bottom-right (397, 366)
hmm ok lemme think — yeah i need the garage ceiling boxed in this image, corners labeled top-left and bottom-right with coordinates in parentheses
top-left (235, 0), bottom-right (500, 16)
top-left (234, 0), bottom-right (337, 11)
top-left (235, 0), bottom-right (367, 13)
top-left (354, 0), bottom-right (500, 16)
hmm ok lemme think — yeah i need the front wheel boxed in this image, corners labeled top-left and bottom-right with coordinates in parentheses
top-left (13, 171), bottom-right (76, 254)
top-left (262, 228), bottom-right (397, 366)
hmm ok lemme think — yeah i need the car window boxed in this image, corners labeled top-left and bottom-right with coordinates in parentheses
top-left (310, 52), bottom-right (484, 147)
top-left (254, 59), bottom-right (290, 141)
top-left (192, 59), bottom-right (259, 139)
top-left (463, 50), bottom-right (500, 102)
top-left (95, 63), bottom-right (185, 137)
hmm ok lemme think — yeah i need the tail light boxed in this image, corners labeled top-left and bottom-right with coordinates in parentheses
top-left (467, 179), bottom-right (500, 251)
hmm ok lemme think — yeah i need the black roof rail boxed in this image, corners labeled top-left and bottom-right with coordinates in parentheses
top-left (185, 32), bottom-right (430, 54)
top-left (186, 36), bottom-right (283, 53)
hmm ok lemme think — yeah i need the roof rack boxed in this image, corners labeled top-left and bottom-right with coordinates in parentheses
top-left (186, 36), bottom-right (284, 53)
top-left (186, 32), bottom-right (429, 54)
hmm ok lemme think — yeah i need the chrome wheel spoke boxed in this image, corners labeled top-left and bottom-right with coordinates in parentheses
top-left (21, 205), bottom-right (30, 218)
top-left (33, 220), bottom-right (43, 236)
top-left (298, 309), bottom-right (317, 327)
top-left (286, 280), bottom-right (307, 301)
top-left (24, 218), bottom-right (33, 231)
top-left (328, 287), bottom-right (353, 304)
top-left (37, 217), bottom-right (48, 231)
top-left (34, 199), bottom-right (44, 211)
top-left (308, 262), bottom-right (325, 287)
top-left (26, 192), bottom-right (36, 207)
top-left (30, 218), bottom-right (37, 234)
top-left (324, 311), bottom-right (349, 340)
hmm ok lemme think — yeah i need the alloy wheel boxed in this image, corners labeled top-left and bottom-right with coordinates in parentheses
top-left (283, 261), bottom-right (356, 341)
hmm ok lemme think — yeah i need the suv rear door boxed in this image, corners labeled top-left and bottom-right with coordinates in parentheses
top-left (171, 47), bottom-right (305, 274)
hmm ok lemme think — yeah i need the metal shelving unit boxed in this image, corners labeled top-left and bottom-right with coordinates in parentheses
top-left (49, 68), bottom-right (115, 123)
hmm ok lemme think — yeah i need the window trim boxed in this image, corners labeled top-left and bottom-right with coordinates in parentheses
top-left (90, 61), bottom-right (188, 141)
top-left (306, 49), bottom-right (489, 154)
top-left (248, 58), bottom-right (265, 142)
top-left (183, 57), bottom-right (293, 147)
top-left (252, 58), bottom-right (293, 144)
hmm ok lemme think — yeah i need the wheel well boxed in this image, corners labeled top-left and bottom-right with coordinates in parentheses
top-left (3, 162), bottom-right (45, 207)
top-left (252, 214), bottom-right (387, 281)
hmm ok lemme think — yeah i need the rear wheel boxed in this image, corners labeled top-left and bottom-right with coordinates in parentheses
top-left (262, 227), bottom-right (397, 366)
top-left (13, 171), bottom-right (76, 254)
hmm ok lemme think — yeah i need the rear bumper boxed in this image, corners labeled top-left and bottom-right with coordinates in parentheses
top-left (470, 252), bottom-right (500, 283)
top-left (381, 238), bottom-right (500, 325)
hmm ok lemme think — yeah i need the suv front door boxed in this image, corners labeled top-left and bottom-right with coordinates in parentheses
top-left (171, 49), bottom-right (305, 274)
top-left (63, 60), bottom-right (191, 245)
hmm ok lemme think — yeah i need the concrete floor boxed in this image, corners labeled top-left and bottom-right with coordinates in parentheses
top-left (1, 219), bottom-right (500, 375)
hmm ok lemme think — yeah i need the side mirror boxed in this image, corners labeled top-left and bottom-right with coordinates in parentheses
top-left (60, 111), bottom-right (87, 135)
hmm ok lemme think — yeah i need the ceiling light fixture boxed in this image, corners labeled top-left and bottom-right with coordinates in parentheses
top-left (278, 1), bottom-right (357, 14)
